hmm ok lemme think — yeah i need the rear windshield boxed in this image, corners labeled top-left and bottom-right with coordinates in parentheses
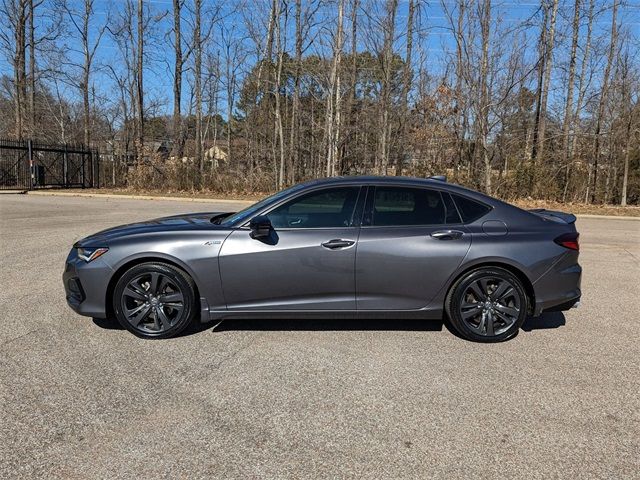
top-left (451, 194), bottom-right (492, 223)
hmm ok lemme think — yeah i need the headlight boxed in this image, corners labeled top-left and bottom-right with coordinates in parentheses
top-left (77, 247), bottom-right (109, 262)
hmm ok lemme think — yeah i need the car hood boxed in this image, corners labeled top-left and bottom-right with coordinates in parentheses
top-left (75, 212), bottom-right (233, 246)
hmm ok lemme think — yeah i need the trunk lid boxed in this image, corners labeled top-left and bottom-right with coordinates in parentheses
top-left (528, 209), bottom-right (576, 225)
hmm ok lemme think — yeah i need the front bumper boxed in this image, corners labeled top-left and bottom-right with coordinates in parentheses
top-left (63, 250), bottom-right (113, 318)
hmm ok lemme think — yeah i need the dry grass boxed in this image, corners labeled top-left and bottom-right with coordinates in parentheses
top-left (512, 199), bottom-right (640, 217)
top-left (76, 187), bottom-right (265, 202)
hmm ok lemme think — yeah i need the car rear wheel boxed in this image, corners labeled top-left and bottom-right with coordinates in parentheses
top-left (446, 267), bottom-right (528, 342)
top-left (113, 262), bottom-right (197, 339)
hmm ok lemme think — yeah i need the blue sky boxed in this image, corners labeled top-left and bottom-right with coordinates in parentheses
top-left (2, 0), bottom-right (638, 119)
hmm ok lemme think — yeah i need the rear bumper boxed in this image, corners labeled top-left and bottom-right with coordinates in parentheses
top-left (543, 295), bottom-right (581, 312)
top-left (532, 253), bottom-right (582, 316)
top-left (63, 251), bottom-right (113, 319)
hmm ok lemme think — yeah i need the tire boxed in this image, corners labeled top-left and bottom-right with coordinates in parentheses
top-left (445, 267), bottom-right (528, 343)
top-left (113, 262), bottom-right (198, 339)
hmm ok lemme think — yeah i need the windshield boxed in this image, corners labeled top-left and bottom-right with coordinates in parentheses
top-left (220, 183), bottom-right (307, 227)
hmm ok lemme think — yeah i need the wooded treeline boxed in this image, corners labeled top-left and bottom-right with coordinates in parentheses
top-left (1, 0), bottom-right (639, 204)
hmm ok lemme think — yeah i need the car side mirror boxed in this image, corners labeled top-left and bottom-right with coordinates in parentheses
top-left (249, 215), bottom-right (272, 239)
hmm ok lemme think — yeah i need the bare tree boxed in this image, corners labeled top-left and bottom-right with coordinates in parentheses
top-left (561, 0), bottom-right (581, 168)
top-left (274, 0), bottom-right (286, 188)
top-left (172, 0), bottom-right (184, 157)
top-left (194, 0), bottom-right (202, 171)
top-left (477, 0), bottom-right (492, 193)
top-left (136, 0), bottom-right (144, 164)
top-left (396, 0), bottom-right (414, 176)
top-left (217, 21), bottom-right (245, 168)
top-left (324, 0), bottom-right (345, 177)
top-left (531, 0), bottom-right (559, 177)
top-left (341, 0), bottom-right (359, 175)
top-left (564, 0), bottom-right (595, 201)
top-left (28, 0), bottom-right (36, 135)
top-left (377, 0), bottom-right (398, 174)
top-left (61, 0), bottom-right (107, 147)
top-left (1, 0), bottom-right (28, 138)
top-left (589, 0), bottom-right (618, 203)
top-left (1, 0), bottom-right (637, 204)
top-left (288, 0), bottom-right (303, 183)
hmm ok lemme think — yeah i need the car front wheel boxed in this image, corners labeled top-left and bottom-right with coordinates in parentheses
top-left (446, 267), bottom-right (528, 342)
top-left (113, 262), bottom-right (197, 339)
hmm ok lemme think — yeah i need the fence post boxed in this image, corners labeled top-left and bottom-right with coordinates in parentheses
top-left (80, 147), bottom-right (85, 189)
top-left (27, 139), bottom-right (34, 190)
top-left (63, 144), bottom-right (69, 187)
top-left (95, 148), bottom-right (100, 188)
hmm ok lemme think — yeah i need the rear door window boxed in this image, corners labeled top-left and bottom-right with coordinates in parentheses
top-left (451, 194), bottom-right (492, 223)
top-left (370, 187), bottom-right (457, 226)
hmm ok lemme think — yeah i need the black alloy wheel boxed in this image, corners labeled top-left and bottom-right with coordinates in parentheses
top-left (113, 262), bottom-right (197, 339)
top-left (446, 267), bottom-right (528, 342)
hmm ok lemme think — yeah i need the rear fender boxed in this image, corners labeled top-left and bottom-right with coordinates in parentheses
top-left (425, 256), bottom-right (535, 312)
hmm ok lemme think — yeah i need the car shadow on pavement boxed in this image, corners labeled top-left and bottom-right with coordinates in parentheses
top-left (92, 317), bottom-right (213, 338)
top-left (442, 311), bottom-right (567, 342)
top-left (521, 311), bottom-right (566, 331)
top-left (213, 317), bottom-right (444, 332)
top-left (93, 312), bottom-right (564, 338)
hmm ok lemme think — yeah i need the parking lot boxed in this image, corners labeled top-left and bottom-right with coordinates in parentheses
top-left (1, 193), bottom-right (638, 479)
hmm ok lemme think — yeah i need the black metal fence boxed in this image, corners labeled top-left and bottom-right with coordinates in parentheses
top-left (0, 139), bottom-right (99, 190)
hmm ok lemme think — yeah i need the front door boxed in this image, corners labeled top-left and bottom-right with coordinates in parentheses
top-left (356, 185), bottom-right (471, 310)
top-left (219, 186), bottom-right (363, 310)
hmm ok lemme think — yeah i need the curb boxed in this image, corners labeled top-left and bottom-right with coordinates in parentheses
top-left (574, 214), bottom-right (640, 221)
top-left (22, 190), bottom-right (640, 220)
top-left (27, 190), bottom-right (254, 205)
top-left (0, 190), bottom-right (28, 194)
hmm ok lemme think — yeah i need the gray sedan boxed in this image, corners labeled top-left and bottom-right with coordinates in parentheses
top-left (63, 176), bottom-right (581, 342)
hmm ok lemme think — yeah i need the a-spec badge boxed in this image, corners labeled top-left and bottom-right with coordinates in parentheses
top-left (204, 240), bottom-right (222, 245)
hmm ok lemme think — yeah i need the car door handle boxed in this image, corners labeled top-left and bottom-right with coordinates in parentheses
top-left (431, 230), bottom-right (465, 240)
top-left (321, 239), bottom-right (355, 249)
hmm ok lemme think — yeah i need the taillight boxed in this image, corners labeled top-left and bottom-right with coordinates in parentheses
top-left (554, 232), bottom-right (579, 251)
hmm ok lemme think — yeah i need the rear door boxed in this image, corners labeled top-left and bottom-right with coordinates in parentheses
top-left (219, 186), bottom-right (363, 310)
top-left (356, 185), bottom-right (471, 310)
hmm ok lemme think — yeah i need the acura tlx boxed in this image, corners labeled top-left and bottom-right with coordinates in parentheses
top-left (63, 176), bottom-right (581, 342)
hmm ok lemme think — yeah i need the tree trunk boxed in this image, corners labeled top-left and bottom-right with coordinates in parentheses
top-left (377, 0), bottom-right (398, 174)
top-left (478, 0), bottom-right (491, 193)
top-left (287, 0), bottom-right (302, 183)
top-left (532, 0), bottom-right (559, 171)
top-left (82, 0), bottom-right (91, 147)
top-left (619, 51), bottom-right (634, 206)
top-left (564, 0), bottom-right (594, 201)
top-left (28, 0), bottom-right (35, 137)
top-left (396, 0), bottom-right (414, 176)
top-left (590, 0), bottom-right (618, 203)
top-left (14, 1), bottom-right (27, 139)
top-left (136, 0), bottom-right (144, 164)
top-left (172, 0), bottom-right (183, 157)
top-left (561, 0), bottom-right (580, 168)
top-left (341, 0), bottom-right (359, 175)
top-left (324, 0), bottom-right (344, 177)
top-left (620, 121), bottom-right (631, 206)
top-left (454, 0), bottom-right (466, 178)
top-left (273, 0), bottom-right (286, 188)
top-left (225, 44), bottom-right (233, 167)
top-left (195, 0), bottom-right (203, 174)
top-left (529, 5), bottom-right (547, 173)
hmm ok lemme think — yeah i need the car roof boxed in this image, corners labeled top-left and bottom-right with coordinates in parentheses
top-left (298, 175), bottom-right (488, 199)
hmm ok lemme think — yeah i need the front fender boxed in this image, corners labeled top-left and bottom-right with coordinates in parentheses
top-left (103, 230), bottom-right (232, 315)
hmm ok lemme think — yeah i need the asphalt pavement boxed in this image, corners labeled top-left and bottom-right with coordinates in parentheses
top-left (1, 193), bottom-right (638, 479)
